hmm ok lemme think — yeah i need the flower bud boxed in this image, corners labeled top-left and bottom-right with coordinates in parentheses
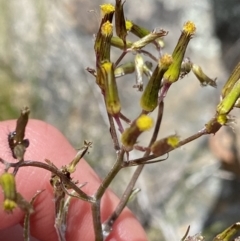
top-left (121, 115), bottom-right (153, 151)
top-left (204, 114), bottom-right (234, 134)
top-left (114, 62), bottom-right (135, 78)
top-left (95, 21), bottom-right (113, 62)
top-left (140, 54), bottom-right (173, 112)
top-left (110, 36), bottom-right (132, 49)
top-left (217, 78), bottom-right (240, 115)
top-left (0, 173), bottom-right (17, 212)
top-left (163, 21), bottom-right (196, 83)
top-left (213, 222), bottom-right (240, 241)
top-left (101, 62), bottom-right (121, 115)
top-left (221, 62), bottom-right (240, 105)
top-left (100, 4), bottom-right (115, 22)
top-left (151, 134), bottom-right (180, 156)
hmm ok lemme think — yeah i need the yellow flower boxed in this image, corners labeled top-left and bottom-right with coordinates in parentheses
top-left (101, 21), bottom-right (113, 36)
top-left (183, 21), bottom-right (196, 35)
top-left (100, 4), bottom-right (115, 16)
top-left (125, 20), bottom-right (133, 31)
top-left (136, 115), bottom-right (153, 131)
top-left (167, 135), bottom-right (180, 148)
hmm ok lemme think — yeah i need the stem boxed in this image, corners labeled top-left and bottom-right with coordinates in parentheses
top-left (140, 49), bottom-right (159, 62)
top-left (127, 127), bottom-right (208, 166)
top-left (95, 149), bottom-right (125, 200)
top-left (92, 150), bottom-right (125, 241)
top-left (114, 50), bottom-right (128, 67)
top-left (91, 199), bottom-right (103, 241)
top-left (108, 114), bottom-right (120, 151)
top-left (0, 159), bottom-right (93, 203)
top-left (103, 102), bottom-right (164, 229)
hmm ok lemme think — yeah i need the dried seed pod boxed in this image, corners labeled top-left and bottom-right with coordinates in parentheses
top-left (8, 107), bottom-right (30, 160)
top-left (191, 64), bottom-right (217, 87)
top-left (131, 28), bottom-right (168, 50)
top-left (134, 54), bottom-right (145, 91)
top-left (66, 141), bottom-right (92, 173)
top-left (115, 0), bottom-right (127, 41)
top-left (180, 57), bottom-right (192, 78)
top-left (151, 134), bottom-right (180, 156)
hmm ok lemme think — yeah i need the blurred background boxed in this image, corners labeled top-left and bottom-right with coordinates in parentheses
top-left (0, 0), bottom-right (240, 240)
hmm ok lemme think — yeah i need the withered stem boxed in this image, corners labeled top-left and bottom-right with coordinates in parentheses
top-left (0, 159), bottom-right (93, 203)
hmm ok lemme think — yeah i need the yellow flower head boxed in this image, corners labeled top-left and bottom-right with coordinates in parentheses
top-left (167, 135), bottom-right (180, 148)
top-left (100, 4), bottom-right (115, 16)
top-left (159, 54), bottom-right (173, 68)
top-left (101, 21), bottom-right (113, 36)
top-left (125, 20), bottom-right (133, 31)
top-left (136, 115), bottom-right (153, 131)
top-left (183, 21), bottom-right (196, 35)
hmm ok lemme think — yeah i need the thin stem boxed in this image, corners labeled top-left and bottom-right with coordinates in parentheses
top-left (0, 159), bottom-right (93, 203)
top-left (91, 199), bottom-right (103, 241)
top-left (103, 102), bottom-right (164, 229)
top-left (114, 50), bottom-right (128, 67)
top-left (95, 149), bottom-right (125, 200)
top-left (126, 128), bottom-right (208, 166)
top-left (92, 150), bottom-right (125, 241)
top-left (108, 113), bottom-right (120, 151)
top-left (140, 49), bottom-right (159, 62)
top-left (104, 164), bottom-right (145, 227)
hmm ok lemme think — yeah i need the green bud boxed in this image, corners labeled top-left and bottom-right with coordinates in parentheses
top-left (191, 64), bottom-right (217, 87)
top-left (101, 62), bottom-right (121, 115)
top-left (163, 21), bottom-right (196, 83)
top-left (94, 21), bottom-right (113, 62)
top-left (114, 62), bottom-right (135, 78)
top-left (140, 54), bottom-right (173, 112)
top-left (213, 222), bottom-right (240, 241)
top-left (0, 173), bottom-right (17, 213)
top-left (128, 21), bottom-right (150, 38)
top-left (217, 78), bottom-right (240, 115)
top-left (221, 62), bottom-right (240, 103)
top-left (110, 36), bottom-right (132, 49)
